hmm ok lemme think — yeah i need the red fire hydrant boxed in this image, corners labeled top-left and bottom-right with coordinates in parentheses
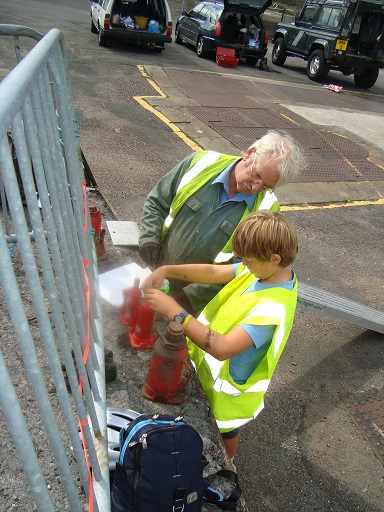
top-left (143, 322), bottom-right (193, 405)
top-left (89, 205), bottom-right (107, 261)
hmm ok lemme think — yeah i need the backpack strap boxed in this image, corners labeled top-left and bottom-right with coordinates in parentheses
top-left (174, 488), bottom-right (186, 512)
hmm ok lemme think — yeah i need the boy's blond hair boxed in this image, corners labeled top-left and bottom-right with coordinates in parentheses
top-left (232, 210), bottom-right (298, 267)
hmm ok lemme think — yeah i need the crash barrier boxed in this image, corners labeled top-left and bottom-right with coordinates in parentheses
top-left (298, 283), bottom-right (384, 334)
top-left (0, 25), bottom-right (110, 511)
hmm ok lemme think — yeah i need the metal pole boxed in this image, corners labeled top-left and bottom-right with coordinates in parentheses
top-left (0, 354), bottom-right (55, 512)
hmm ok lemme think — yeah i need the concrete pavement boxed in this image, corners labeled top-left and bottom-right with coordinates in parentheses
top-left (84, 55), bottom-right (384, 511)
top-left (123, 63), bottom-right (384, 512)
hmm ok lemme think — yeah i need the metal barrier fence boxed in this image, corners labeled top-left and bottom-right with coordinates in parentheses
top-left (0, 25), bottom-right (110, 511)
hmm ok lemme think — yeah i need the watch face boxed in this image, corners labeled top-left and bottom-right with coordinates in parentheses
top-left (174, 313), bottom-right (185, 324)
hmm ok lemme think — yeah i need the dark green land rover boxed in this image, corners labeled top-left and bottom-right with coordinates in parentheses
top-left (272, 0), bottom-right (384, 88)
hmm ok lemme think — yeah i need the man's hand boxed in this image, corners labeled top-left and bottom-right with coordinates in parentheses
top-left (139, 242), bottom-right (163, 270)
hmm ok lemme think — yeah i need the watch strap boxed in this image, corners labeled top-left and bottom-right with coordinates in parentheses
top-left (174, 309), bottom-right (189, 323)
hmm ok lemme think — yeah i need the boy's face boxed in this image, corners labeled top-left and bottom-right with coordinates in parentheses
top-left (242, 254), bottom-right (281, 279)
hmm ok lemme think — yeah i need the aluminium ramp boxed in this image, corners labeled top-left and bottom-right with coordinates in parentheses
top-left (298, 282), bottom-right (384, 334)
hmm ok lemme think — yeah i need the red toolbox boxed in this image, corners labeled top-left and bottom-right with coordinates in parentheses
top-left (216, 47), bottom-right (239, 68)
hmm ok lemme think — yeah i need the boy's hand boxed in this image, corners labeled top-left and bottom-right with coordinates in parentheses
top-left (146, 288), bottom-right (180, 319)
top-left (141, 267), bottom-right (167, 294)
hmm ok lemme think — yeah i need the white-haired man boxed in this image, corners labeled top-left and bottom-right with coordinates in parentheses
top-left (139, 130), bottom-right (306, 315)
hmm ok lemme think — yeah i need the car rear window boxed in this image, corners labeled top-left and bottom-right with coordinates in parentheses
top-left (316, 6), bottom-right (343, 28)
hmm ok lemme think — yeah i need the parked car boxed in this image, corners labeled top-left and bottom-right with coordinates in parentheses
top-left (272, 0), bottom-right (384, 88)
top-left (175, 0), bottom-right (272, 67)
top-left (90, 0), bottom-right (172, 52)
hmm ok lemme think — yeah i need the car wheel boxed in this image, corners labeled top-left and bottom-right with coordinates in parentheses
top-left (98, 28), bottom-right (108, 47)
top-left (354, 68), bottom-right (379, 89)
top-left (196, 36), bottom-right (207, 58)
top-left (175, 24), bottom-right (182, 44)
top-left (91, 19), bottom-right (98, 34)
top-left (272, 37), bottom-right (287, 66)
top-left (307, 49), bottom-right (330, 81)
top-left (245, 57), bottom-right (259, 66)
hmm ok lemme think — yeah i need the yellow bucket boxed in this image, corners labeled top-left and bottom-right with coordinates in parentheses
top-left (134, 16), bottom-right (148, 29)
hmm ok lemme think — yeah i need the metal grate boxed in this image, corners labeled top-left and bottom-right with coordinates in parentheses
top-left (297, 157), bottom-right (383, 182)
top-left (319, 131), bottom-right (369, 157)
top-left (187, 93), bottom-right (266, 108)
top-left (188, 106), bottom-right (295, 128)
top-left (197, 126), bottom-right (383, 181)
top-left (166, 68), bottom-right (384, 112)
top-left (165, 69), bottom-right (384, 182)
top-left (199, 76), bottom-right (258, 95)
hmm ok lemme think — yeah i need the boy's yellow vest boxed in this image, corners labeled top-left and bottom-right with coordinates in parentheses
top-left (162, 151), bottom-right (280, 263)
top-left (188, 265), bottom-right (298, 432)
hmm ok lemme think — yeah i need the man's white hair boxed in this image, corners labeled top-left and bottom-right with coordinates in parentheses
top-left (248, 130), bottom-right (307, 186)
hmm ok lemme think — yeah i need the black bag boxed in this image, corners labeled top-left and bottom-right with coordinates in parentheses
top-left (111, 413), bottom-right (208, 512)
top-left (202, 469), bottom-right (242, 511)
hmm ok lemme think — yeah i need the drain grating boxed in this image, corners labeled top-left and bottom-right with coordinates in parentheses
top-left (200, 126), bottom-right (384, 182)
top-left (316, 131), bottom-right (368, 158)
top-left (199, 76), bottom-right (259, 96)
top-left (164, 69), bottom-right (384, 182)
top-left (344, 389), bottom-right (384, 465)
top-left (187, 94), bottom-right (265, 108)
top-left (188, 106), bottom-right (294, 128)
top-left (297, 156), bottom-right (382, 182)
top-left (166, 68), bottom-right (384, 113)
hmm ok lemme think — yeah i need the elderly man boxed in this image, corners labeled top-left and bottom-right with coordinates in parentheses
top-left (139, 130), bottom-right (306, 314)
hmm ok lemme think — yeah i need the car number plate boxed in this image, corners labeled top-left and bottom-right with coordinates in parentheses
top-left (335, 39), bottom-right (348, 51)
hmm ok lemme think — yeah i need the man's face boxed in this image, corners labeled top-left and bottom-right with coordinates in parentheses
top-left (236, 149), bottom-right (280, 195)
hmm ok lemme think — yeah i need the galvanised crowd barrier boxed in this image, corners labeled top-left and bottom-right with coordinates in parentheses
top-left (0, 25), bottom-right (110, 512)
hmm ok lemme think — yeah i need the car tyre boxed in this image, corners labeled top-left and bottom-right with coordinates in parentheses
top-left (196, 36), bottom-right (207, 58)
top-left (153, 44), bottom-right (165, 53)
top-left (272, 37), bottom-right (287, 66)
top-left (307, 49), bottom-right (330, 81)
top-left (354, 68), bottom-right (379, 89)
top-left (91, 19), bottom-right (98, 34)
top-left (245, 57), bottom-right (259, 66)
top-left (98, 28), bottom-right (108, 47)
top-left (175, 24), bottom-right (182, 44)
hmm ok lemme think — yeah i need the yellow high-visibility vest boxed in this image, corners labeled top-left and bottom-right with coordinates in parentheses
top-left (188, 264), bottom-right (298, 432)
top-left (162, 151), bottom-right (279, 263)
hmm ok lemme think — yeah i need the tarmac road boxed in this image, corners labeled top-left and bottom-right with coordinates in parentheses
top-left (1, 1), bottom-right (384, 511)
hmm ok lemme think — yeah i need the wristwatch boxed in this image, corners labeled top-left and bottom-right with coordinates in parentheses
top-left (173, 310), bottom-right (189, 324)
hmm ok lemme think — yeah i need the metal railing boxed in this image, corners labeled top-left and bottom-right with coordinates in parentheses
top-left (0, 25), bottom-right (110, 511)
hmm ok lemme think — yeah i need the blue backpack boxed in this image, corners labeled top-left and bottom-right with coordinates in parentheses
top-left (110, 413), bottom-right (208, 512)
